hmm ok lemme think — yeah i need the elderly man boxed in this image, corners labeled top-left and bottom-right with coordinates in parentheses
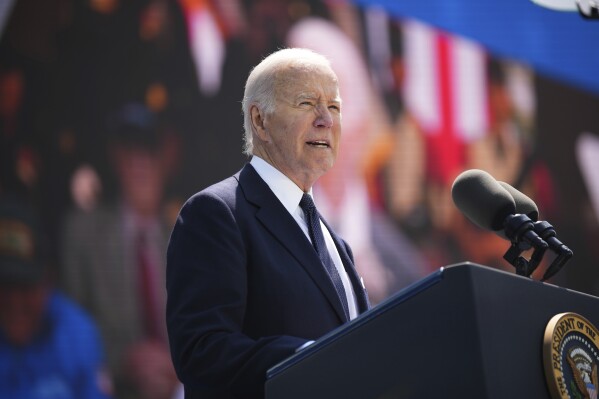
top-left (166, 48), bottom-right (370, 399)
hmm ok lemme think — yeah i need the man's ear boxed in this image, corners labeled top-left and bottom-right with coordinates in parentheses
top-left (250, 105), bottom-right (269, 142)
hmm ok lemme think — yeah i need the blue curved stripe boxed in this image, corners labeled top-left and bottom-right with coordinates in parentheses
top-left (354, 0), bottom-right (599, 95)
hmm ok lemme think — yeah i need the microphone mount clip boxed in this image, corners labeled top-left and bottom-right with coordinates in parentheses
top-left (502, 214), bottom-right (548, 277)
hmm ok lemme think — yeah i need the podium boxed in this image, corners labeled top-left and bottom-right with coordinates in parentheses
top-left (265, 262), bottom-right (599, 399)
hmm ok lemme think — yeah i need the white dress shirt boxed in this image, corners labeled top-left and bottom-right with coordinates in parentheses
top-left (250, 156), bottom-right (359, 320)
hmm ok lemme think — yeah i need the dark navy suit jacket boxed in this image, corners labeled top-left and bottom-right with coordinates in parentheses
top-left (166, 163), bottom-right (369, 398)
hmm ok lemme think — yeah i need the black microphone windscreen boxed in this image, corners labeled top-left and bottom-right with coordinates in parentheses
top-left (497, 181), bottom-right (539, 222)
top-left (451, 169), bottom-right (516, 231)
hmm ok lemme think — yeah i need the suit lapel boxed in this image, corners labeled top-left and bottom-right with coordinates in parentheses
top-left (237, 164), bottom-right (349, 323)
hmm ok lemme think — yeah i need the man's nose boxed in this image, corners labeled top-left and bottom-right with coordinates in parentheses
top-left (314, 105), bottom-right (333, 128)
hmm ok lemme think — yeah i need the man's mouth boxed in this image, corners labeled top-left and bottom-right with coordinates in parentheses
top-left (306, 140), bottom-right (330, 148)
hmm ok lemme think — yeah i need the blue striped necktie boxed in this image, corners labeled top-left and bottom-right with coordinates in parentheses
top-left (299, 193), bottom-right (350, 320)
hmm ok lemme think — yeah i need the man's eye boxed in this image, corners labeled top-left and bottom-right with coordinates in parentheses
top-left (328, 105), bottom-right (340, 111)
top-left (300, 101), bottom-right (313, 106)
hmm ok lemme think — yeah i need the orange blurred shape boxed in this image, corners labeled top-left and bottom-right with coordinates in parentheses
top-left (89, 0), bottom-right (119, 15)
top-left (146, 82), bottom-right (168, 112)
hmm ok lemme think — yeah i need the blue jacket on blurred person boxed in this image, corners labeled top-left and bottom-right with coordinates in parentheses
top-left (0, 198), bottom-right (112, 399)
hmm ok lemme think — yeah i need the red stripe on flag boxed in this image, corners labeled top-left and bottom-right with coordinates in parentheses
top-left (426, 32), bottom-right (465, 186)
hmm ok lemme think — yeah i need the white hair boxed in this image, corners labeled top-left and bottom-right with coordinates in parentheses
top-left (241, 48), bottom-right (333, 156)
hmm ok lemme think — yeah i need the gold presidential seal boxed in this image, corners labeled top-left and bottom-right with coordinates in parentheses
top-left (544, 313), bottom-right (599, 399)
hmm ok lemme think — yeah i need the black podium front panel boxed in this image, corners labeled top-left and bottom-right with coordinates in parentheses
top-left (265, 263), bottom-right (599, 399)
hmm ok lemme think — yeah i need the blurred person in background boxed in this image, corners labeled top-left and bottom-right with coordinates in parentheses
top-left (358, 13), bottom-right (433, 286)
top-left (0, 196), bottom-right (111, 399)
top-left (60, 103), bottom-right (180, 399)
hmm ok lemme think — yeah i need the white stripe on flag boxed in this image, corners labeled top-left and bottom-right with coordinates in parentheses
top-left (403, 19), bottom-right (439, 135)
top-left (403, 20), bottom-right (489, 141)
top-left (451, 36), bottom-right (488, 142)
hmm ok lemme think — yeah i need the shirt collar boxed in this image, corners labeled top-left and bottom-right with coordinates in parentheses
top-left (250, 156), bottom-right (312, 214)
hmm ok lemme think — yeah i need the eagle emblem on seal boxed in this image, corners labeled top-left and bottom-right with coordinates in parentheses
top-left (567, 347), bottom-right (599, 399)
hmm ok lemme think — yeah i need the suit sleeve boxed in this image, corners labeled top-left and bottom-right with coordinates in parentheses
top-left (166, 191), bottom-right (307, 398)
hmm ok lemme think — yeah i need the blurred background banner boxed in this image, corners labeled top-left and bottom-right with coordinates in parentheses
top-left (0, 1), bottom-right (598, 398)
top-left (0, 0), bottom-right (597, 315)
top-left (356, 0), bottom-right (599, 95)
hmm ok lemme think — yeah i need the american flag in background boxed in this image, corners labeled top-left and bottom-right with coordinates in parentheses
top-left (402, 19), bottom-right (489, 186)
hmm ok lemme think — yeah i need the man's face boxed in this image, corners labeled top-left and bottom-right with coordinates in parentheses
top-left (256, 64), bottom-right (342, 191)
top-left (114, 147), bottom-right (165, 217)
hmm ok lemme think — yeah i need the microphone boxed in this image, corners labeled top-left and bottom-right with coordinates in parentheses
top-left (451, 170), bottom-right (543, 242)
top-left (497, 181), bottom-right (573, 281)
top-left (451, 169), bottom-right (516, 232)
top-left (497, 181), bottom-right (539, 222)
top-left (452, 169), bottom-right (548, 277)
top-left (495, 181), bottom-right (540, 243)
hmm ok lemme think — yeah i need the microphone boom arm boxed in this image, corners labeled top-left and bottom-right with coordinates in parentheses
top-left (534, 221), bottom-right (574, 281)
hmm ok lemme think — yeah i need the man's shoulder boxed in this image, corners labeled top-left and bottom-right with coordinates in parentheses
top-left (62, 204), bottom-right (120, 239)
top-left (45, 291), bottom-right (104, 351)
top-left (187, 164), bottom-right (260, 204)
top-left (180, 168), bottom-right (245, 214)
top-left (188, 172), bottom-right (241, 204)
top-left (65, 204), bottom-right (118, 223)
